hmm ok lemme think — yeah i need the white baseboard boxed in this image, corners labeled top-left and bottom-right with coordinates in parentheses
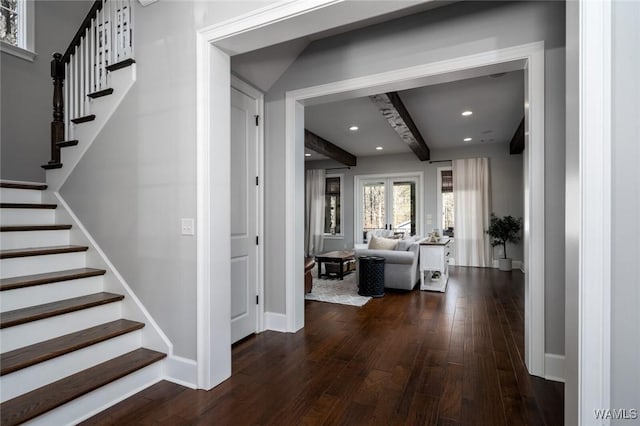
top-left (264, 312), bottom-right (287, 332)
top-left (449, 259), bottom-right (525, 272)
top-left (491, 259), bottom-right (524, 270)
top-left (164, 355), bottom-right (197, 389)
top-left (544, 353), bottom-right (565, 383)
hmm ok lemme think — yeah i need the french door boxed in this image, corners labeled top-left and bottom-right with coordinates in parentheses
top-left (355, 173), bottom-right (423, 244)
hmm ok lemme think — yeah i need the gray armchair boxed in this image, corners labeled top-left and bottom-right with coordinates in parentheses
top-left (354, 237), bottom-right (422, 291)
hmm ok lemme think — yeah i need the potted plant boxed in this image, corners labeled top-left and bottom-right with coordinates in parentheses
top-left (486, 214), bottom-right (522, 271)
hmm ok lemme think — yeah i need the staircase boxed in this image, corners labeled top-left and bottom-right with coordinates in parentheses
top-left (0, 1), bottom-right (168, 424)
top-left (0, 182), bottom-right (166, 425)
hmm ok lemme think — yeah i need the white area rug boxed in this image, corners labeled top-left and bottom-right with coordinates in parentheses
top-left (305, 267), bottom-right (371, 307)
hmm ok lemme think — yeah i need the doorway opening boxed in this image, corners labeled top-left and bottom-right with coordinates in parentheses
top-left (196, 5), bottom-right (545, 390)
top-left (286, 45), bottom-right (545, 378)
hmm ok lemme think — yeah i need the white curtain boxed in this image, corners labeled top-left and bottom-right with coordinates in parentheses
top-left (453, 157), bottom-right (491, 267)
top-left (305, 169), bottom-right (326, 255)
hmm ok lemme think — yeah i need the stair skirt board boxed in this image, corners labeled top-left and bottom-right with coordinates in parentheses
top-left (0, 209), bottom-right (55, 226)
top-left (1, 331), bottom-right (143, 402)
top-left (1, 276), bottom-right (104, 312)
top-left (0, 188), bottom-right (42, 203)
top-left (19, 361), bottom-right (163, 426)
top-left (0, 252), bottom-right (87, 279)
top-left (0, 230), bottom-right (70, 250)
top-left (1, 302), bottom-right (122, 353)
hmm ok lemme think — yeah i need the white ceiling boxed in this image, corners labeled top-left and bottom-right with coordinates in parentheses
top-left (304, 70), bottom-right (524, 160)
top-left (230, 1), bottom-right (457, 92)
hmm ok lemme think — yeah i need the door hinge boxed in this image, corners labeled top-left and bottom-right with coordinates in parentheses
top-left (256, 295), bottom-right (259, 305)
top-left (256, 176), bottom-right (259, 186)
top-left (255, 115), bottom-right (260, 126)
top-left (256, 236), bottom-right (259, 245)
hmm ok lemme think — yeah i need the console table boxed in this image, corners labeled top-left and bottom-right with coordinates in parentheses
top-left (419, 238), bottom-right (451, 292)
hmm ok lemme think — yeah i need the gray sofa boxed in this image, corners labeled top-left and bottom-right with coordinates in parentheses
top-left (354, 235), bottom-right (423, 291)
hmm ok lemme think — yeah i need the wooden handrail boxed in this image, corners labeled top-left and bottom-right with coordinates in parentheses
top-left (61, 0), bottom-right (103, 63)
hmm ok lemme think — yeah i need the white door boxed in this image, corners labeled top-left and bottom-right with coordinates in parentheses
top-left (230, 87), bottom-right (258, 343)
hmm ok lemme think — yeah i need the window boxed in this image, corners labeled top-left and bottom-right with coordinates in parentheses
top-left (0, 0), bottom-right (35, 61)
top-left (324, 175), bottom-right (343, 236)
top-left (355, 172), bottom-right (423, 243)
top-left (438, 168), bottom-right (455, 237)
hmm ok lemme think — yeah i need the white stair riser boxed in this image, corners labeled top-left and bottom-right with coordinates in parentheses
top-left (0, 188), bottom-right (42, 204)
top-left (1, 276), bottom-right (104, 312)
top-left (24, 361), bottom-right (163, 426)
top-left (0, 209), bottom-right (55, 226)
top-left (0, 331), bottom-right (143, 402)
top-left (0, 302), bottom-right (122, 353)
top-left (1, 252), bottom-right (86, 279)
top-left (0, 230), bottom-right (70, 250)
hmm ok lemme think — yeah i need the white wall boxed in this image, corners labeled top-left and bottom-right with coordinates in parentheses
top-left (260, 0), bottom-right (566, 354)
top-left (59, 0), bottom-right (279, 360)
top-left (306, 143), bottom-right (525, 262)
top-left (610, 0), bottom-right (640, 419)
top-left (1, 0), bottom-right (92, 182)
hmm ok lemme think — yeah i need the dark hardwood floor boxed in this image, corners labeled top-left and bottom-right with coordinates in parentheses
top-left (82, 266), bottom-right (563, 425)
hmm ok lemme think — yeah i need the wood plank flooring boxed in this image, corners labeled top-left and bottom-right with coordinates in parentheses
top-left (83, 266), bottom-right (563, 425)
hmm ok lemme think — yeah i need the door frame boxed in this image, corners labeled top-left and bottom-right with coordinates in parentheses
top-left (353, 172), bottom-right (425, 244)
top-left (196, 16), bottom-right (545, 386)
top-left (230, 75), bottom-right (265, 340)
top-left (284, 42), bottom-right (546, 377)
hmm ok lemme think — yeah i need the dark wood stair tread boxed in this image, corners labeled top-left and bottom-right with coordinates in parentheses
top-left (87, 88), bottom-right (113, 98)
top-left (0, 202), bottom-right (57, 209)
top-left (56, 140), bottom-right (78, 148)
top-left (0, 292), bottom-right (123, 329)
top-left (0, 268), bottom-right (106, 291)
top-left (0, 348), bottom-right (166, 426)
top-left (71, 115), bottom-right (96, 124)
top-left (1, 319), bottom-right (145, 376)
top-left (42, 163), bottom-right (63, 170)
top-left (106, 58), bottom-right (135, 72)
top-left (0, 182), bottom-right (47, 190)
top-left (1, 224), bottom-right (72, 232)
top-left (0, 245), bottom-right (88, 259)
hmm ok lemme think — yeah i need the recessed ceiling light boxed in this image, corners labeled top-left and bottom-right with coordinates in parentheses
top-left (349, 125), bottom-right (359, 131)
top-left (305, 153), bottom-right (311, 157)
top-left (464, 137), bottom-right (472, 142)
top-left (462, 111), bottom-right (473, 116)
top-left (375, 146), bottom-right (384, 150)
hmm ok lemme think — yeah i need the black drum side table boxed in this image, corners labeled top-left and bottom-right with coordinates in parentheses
top-left (358, 256), bottom-right (385, 297)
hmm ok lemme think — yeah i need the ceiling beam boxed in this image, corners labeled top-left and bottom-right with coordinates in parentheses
top-left (509, 117), bottom-right (525, 155)
top-left (304, 130), bottom-right (357, 166)
top-left (369, 92), bottom-right (430, 161)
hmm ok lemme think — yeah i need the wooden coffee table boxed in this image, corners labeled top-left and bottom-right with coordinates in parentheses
top-left (315, 251), bottom-right (355, 280)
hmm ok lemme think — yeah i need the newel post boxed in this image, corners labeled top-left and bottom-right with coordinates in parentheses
top-left (50, 52), bottom-right (65, 165)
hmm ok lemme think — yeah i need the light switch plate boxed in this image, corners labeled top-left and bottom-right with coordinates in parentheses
top-left (181, 218), bottom-right (195, 235)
